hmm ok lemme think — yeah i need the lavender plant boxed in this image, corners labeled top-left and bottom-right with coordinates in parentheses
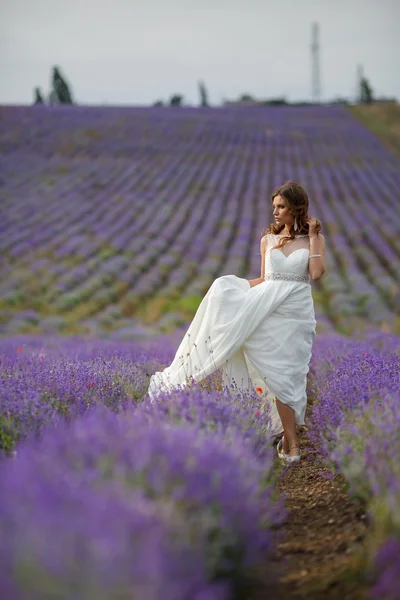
top-left (308, 332), bottom-right (400, 599)
top-left (0, 404), bottom-right (281, 598)
top-left (0, 338), bottom-right (151, 453)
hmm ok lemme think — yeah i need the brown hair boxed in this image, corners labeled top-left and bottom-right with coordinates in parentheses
top-left (263, 181), bottom-right (321, 248)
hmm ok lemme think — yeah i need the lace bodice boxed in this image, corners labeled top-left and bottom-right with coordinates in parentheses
top-left (264, 234), bottom-right (310, 283)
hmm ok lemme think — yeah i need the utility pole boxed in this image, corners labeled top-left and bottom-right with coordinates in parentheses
top-left (311, 22), bottom-right (321, 103)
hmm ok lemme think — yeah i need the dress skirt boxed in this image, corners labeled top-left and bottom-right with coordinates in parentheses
top-left (148, 274), bottom-right (317, 436)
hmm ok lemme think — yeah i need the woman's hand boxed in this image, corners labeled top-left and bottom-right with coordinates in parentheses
top-left (306, 217), bottom-right (319, 237)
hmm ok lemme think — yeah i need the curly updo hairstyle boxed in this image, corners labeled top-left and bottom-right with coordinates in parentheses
top-left (264, 181), bottom-right (321, 248)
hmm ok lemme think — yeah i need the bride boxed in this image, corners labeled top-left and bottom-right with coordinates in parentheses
top-left (148, 181), bottom-right (325, 464)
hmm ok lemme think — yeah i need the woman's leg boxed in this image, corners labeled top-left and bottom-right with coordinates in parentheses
top-left (275, 398), bottom-right (299, 456)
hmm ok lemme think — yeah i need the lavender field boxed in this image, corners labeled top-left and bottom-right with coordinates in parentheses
top-left (1, 103), bottom-right (400, 599)
top-left (1, 104), bottom-right (400, 338)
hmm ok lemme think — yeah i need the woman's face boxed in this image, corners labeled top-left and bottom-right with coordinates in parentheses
top-left (272, 194), bottom-right (294, 228)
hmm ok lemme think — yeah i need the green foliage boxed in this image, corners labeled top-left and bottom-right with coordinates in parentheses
top-left (198, 80), bottom-right (209, 107)
top-left (33, 87), bottom-right (44, 105)
top-left (177, 295), bottom-right (203, 315)
top-left (360, 76), bottom-right (373, 104)
top-left (170, 94), bottom-right (183, 106)
top-left (2, 290), bottom-right (25, 308)
top-left (239, 94), bottom-right (254, 103)
top-left (263, 97), bottom-right (288, 106)
top-left (0, 412), bottom-right (19, 453)
top-left (56, 293), bottom-right (83, 312)
top-left (52, 66), bottom-right (73, 105)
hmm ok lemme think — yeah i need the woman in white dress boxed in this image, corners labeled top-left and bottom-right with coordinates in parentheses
top-left (148, 181), bottom-right (325, 463)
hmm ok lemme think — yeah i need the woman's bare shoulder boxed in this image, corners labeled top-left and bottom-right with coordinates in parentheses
top-left (260, 233), bottom-right (270, 246)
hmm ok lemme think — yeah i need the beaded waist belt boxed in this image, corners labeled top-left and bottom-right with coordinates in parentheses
top-left (264, 272), bottom-right (310, 284)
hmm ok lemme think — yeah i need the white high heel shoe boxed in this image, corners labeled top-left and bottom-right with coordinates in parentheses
top-left (276, 436), bottom-right (289, 459)
top-left (284, 445), bottom-right (302, 464)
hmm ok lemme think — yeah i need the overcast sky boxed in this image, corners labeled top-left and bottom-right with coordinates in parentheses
top-left (1, 0), bottom-right (399, 106)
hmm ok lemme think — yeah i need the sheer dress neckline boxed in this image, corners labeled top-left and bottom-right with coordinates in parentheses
top-left (275, 234), bottom-right (308, 239)
top-left (267, 233), bottom-right (310, 261)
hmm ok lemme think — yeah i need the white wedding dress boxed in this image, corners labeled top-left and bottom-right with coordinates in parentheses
top-left (148, 234), bottom-right (317, 436)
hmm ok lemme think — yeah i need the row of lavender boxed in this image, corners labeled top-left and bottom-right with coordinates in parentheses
top-left (0, 334), bottom-right (282, 599)
top-left (308, 331), bottom-right (400, 600)
top-left (1, 105), bottom-right (400, 337)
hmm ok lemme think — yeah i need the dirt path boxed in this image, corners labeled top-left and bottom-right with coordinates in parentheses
top-left (251, 428), bottom-right (370, 600)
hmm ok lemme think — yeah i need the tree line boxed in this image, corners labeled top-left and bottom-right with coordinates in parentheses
top-left (33, 66), bottom-right (379, 107)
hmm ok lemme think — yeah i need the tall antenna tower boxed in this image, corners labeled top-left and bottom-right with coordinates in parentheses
top-left (311, 22), bottom-right (321, 103)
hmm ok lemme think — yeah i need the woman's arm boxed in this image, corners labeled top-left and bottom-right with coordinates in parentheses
top-left (248, 235), bottom-right (268, 288)
top-left (308, 233), bottom-right (325, 280)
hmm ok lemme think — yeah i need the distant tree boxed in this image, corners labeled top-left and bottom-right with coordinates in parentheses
top-left (331, 96), bottom-right (350, 105)
top-left (263, 97), bottom-right (288, 106)
top-left (360, 76), bottom-right (373, 104)
top-left (48, 89), bottom-right (59, 105)
top-left (153, 100), bottom-right (164, 106)
top-left (239, 94), bottom-right (255, 103)
top-left (33, 87), bottom-right (44, 105)
top-left (52, 66), bottom-right (74, 104)
top-left (170, 94), bottom-right (183, 106)
top-left (198, 80), bottom-right (209, 106)
top-left (291, 101), bottom-right (313, 107)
